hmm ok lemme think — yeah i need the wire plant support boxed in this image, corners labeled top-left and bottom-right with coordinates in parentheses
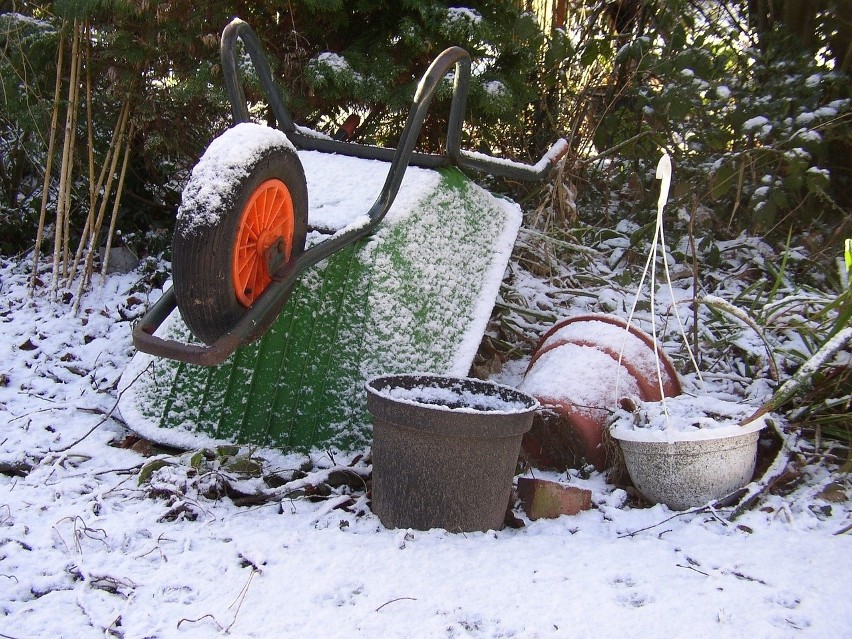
top-left (133, 18), bottom-right (567, 367)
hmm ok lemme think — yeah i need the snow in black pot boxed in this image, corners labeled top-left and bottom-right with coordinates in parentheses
top-left (366, 374), bottom-right (539, 533)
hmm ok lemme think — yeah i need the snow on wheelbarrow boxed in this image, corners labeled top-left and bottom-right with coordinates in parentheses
top-left (118, 18), bottom-right (566, 453)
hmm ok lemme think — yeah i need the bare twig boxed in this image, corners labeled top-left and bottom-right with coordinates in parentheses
top-left (618, 505), bottom-right (716, 538)
top-left (676, 563), bottom-right (710, 577)
top-left (225, 568), bottom-right (258, 632)
top-left (50, 362), bottom-right (151, 453)
top-left (177, 614), bottom-right (224, 631)
top-left (375, 597), bottom-right (418, 612)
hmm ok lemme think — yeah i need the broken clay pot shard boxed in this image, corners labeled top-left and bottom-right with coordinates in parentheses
top-left (517, 477), bottom-right (592, 520)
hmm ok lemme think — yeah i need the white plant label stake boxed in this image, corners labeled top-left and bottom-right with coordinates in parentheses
top-left (619, 152), bottom-right (703, 434)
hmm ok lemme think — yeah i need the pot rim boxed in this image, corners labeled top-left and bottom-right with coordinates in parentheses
top-left (366, 372), bottom-right (540, 415)
top-left (610, 414), bottom-right (768, 443)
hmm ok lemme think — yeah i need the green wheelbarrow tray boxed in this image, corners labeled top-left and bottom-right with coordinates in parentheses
top-left (120, 18), bottom-right (566, 452)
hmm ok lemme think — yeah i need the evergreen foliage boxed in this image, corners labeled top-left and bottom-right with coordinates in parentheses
top-left (0, 1), bottom-right (849, 259)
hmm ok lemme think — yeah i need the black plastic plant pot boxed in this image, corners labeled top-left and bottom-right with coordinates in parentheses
top-left (366, 374), bottom-right (539, 533)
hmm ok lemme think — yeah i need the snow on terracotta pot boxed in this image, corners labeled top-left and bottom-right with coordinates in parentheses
top-left (532, 314), bottom-right (681, 399)
top-left (609, 395), bottom-right (768, 510)
top-left (519, 315), bottom-right (681, 471)
top-left (366, 374), bottom-right (538, 532)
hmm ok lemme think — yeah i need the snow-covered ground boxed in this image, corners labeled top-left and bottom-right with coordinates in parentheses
top-left (1, 243), bottom-right (850, 638)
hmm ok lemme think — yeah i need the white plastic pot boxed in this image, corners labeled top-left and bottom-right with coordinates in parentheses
top-left (611, 420), bottom-right (765, 510)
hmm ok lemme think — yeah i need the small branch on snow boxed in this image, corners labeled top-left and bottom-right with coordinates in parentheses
top-left (50, 363), bottom-right (151, 453)
top-left (77, 405), bottom-right (129, 427)
top-left (175, 569), bottom-right (258, 633)
top-left (93, 463), bottom-right (144, 477)
top-left (225, 568), bottom-right (259, 633)
top-left (8, 406), bottom-right (60, 424)
top-left (676, 563), bottom-right (710, 577)
top-left (618, 506), bottom-right (721, 538)
top-left (375, 597), bottom-right (418, 612)
top-left (726, 421), bottom-right (797, 521)
top-left (177, 614), bottom-right (224, 632)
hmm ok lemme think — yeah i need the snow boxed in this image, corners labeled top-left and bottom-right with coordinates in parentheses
top-left (482, 80), bottom-right (508, 97)
top-left (177, 123), bottom-right (297, 233)
top-left (446, 7), bottom-right (482, 25)
top-left (609, 394), bottom-right (770, 441)
top-left (462, 137), bottom-right (568, 175)
top-left (2, 173), bottom-right (851, 638)
top-left (742, 116), bottom-right (769, 132)
top-left (793, 128), bottom-right (822, 143)
top-left (368, 376), bottom-right (536, 414)
top-left (1, 11), bottom-right (53, 29)
top-left (313, 51), bottom-right (352, 73)
top-left (795, 105), bottom-right (839, 125)
top-left (300, 150), bottom-right (440, 232)
top-left (536, 315), bottom-right (677, 391)
top-left (520, 343), bottom-right (642, 415)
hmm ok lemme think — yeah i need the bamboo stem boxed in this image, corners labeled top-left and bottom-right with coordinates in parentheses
top-left (100, 121), bottom-right (134, 280)
top-left (52, 20), bottom-right (81, 293)
top-left (61, 22), bottom-right (83, 283)
top-left (69, 95), bottom-right (125, 283)
top-left (30, 26), bottom-right (65, 295)
top-left (68, 23), bottom-right (106, 288)
top-left (85, 23), bottom-right (95, 221)
top-left (74, 99), bottom-right (130, 303)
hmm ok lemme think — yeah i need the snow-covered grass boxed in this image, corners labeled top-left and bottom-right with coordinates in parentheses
top-left (1, 218), bottom-right (850, 637)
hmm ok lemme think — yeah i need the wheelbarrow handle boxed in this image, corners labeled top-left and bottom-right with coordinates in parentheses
top-left (132, 288), bottom-right (242, 366)
top-left (220, 18), bottom-right (568, 180)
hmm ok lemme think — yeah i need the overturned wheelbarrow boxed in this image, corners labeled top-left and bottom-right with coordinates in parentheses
top-left (119, 18), bottom-right (566, 452)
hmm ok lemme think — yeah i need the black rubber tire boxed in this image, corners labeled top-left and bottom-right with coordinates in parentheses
top-left (172, 125), bottom-right (308, 346)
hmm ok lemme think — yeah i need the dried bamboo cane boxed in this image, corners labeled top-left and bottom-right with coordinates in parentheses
top-left (85, 23), bottom-right (95, 220)
top-left (68, 25), bottom-right (116, 288)
top-left (51, 20), bottom-right (81, 293)
top-left (75, 22), bottom-right (96, 277)
top-left (69, 98), bottom-right (126, 284)
top-left (99, 121), bottom-right (134, 280)
top-left (61, 24), bottom-right (83, 282)
top-left (30, 27), bottom-right (65, 295)
top-left (73, 100), bottom-right (130, 305)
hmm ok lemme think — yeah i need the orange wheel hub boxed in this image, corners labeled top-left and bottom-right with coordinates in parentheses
top-left (232, 179), bottom-right (295, 307)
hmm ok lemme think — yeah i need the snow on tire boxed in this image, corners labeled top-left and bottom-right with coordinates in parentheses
top-left (172, 123), bottom-right (308, 345)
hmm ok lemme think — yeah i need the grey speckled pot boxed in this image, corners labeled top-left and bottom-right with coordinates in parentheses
top-left (366, 374), bottom-right (538, 532)
top-left (613, 426), bottom-right (763, 511)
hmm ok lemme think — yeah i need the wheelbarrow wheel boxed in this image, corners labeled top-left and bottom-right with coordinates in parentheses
top-left (172, 123), bottom-right (308, 346)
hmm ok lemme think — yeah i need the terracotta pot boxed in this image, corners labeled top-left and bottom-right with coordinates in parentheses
top-left (520, 315), bottom-right (681, 471)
